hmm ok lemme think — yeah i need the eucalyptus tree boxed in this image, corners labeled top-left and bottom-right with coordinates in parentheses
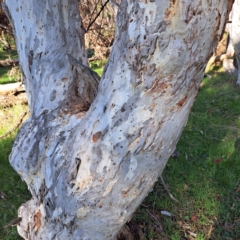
top-left (3, 0), bottom-right (231, 239)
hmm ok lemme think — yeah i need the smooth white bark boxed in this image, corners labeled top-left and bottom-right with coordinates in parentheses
top-left (230, 0), bottom-right (240, 84)
top-left (223, 0), bottom-right (240, 83)
top-left (4, 0), bottom-right (231, 239)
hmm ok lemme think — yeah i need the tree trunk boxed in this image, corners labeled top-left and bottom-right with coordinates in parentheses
top-left (223, 0), bottom-right (240, 83)
top-left (3, 0), bottom-right (231, 239)
top-left (230, 0), bottom-right (240, 84)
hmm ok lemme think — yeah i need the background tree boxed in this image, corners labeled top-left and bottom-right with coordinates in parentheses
top-left (79, 0), bottom-right (118, 60)
top-left (0, 0), bottom-right (12, 51)
top-left (3, 0), bottom-right (232, 239)
top-left (207, 0), bottom-right (240, 84)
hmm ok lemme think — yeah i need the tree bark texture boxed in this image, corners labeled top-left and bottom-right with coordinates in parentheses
top-left (4, 0), bottom-right (231, 239)
top-left (222, 0), bottom-right (240, 82)
top-left (229, 0), bottom-right (240, 84)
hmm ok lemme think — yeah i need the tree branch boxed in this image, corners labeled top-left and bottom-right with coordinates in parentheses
top-left (86, 0), bottom-right (110, 32)
top-left (0, 58), bottom-right (19, 67)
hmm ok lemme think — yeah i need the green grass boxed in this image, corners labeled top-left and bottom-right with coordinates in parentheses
top-left (1, 62), bottom-right (240, 239)
top-left (0, 48), bottom-right (18, 84)
top-left (0, 105), bottom-right (30, 240)
top-left (90, 59), bottom-right (107, 76)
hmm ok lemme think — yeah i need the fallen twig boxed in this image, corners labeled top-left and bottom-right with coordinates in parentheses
top-left (160, 175), bottom-right (179, 203)
top-left (145, 209), bottom-right (162, 228)
top-left (86, 0), bottom-right (110, 32)
top-left (0, 58), bottom-right (19, 67)
top-left (4, 217), bottom-right (22, 229)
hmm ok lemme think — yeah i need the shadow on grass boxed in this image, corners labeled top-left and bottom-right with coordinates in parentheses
top-left (131, 70), bottom-right (240, 239)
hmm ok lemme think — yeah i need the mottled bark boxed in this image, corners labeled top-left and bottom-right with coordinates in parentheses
top-left (230, 0), bottom-right (240, 84)
top-left (223, 0), bottom-right (240, 83)
top-left (4, 0), bottom-right (230, 239)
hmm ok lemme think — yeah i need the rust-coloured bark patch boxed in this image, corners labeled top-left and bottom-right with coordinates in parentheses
top-left (165, 8), bottom-right (171, 19)
top-left (33, 210), bottom-right (41, 231)
top-left (92, 131), bottom-right (102, 142)
top-left (169, 0), bottom-right (177, 5)
top-left (165, 0), bottom-right (178, 20)
top-left (177, 95), bottom-right (188, 108)
top-left (151, 81), bottom-right (169, 93)
top-left (121, 188), bottom-right (130, 198)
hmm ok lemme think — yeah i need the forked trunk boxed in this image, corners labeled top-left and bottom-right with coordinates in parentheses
top-left (3, 0), bottom-right (231, 239)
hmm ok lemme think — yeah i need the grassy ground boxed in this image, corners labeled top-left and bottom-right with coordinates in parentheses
top-left (0, 48), bottom-right (18, 84)
top-left (0, 105), bottom-right (30, 240)
top-left (90, 59), bottom-right (107, 76)
top-left (0, 62), bottom-right (240, 239)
